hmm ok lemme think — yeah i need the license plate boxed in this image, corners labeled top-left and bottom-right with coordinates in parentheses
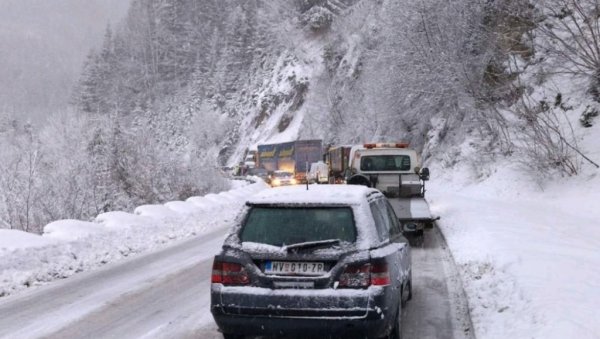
top-left (265, 261), bottom-right (326, 275)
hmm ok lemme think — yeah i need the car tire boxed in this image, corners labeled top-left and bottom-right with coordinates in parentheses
top-left (402, 280), bottom-right (412, 307)
top-left (387, 303), bottom-right (402, 339)
top-left (416, 233), bottom-right (424, 247)
top-left (409, 231), bottom-right (424, 247)
top-left (347, 174), bottom-right (371, 187)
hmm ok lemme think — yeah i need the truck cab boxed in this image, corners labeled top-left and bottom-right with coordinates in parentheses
top-left (346, 143), bottom-right (433, 245)
top-left (346, 143), bottom-right (428, 197)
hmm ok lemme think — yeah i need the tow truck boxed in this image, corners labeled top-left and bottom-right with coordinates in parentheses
top-left (345, 143), bottom-right (437, 245)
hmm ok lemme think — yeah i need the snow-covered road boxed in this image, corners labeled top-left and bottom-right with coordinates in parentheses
top-left (0, 227), bottom-right (226, 338)
top-left (402, 226), bottom-right (474, 339)
top-left (0, 224), bottom-right (473, 339)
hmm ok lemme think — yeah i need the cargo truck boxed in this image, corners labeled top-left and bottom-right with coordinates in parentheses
top-left (324, 145), bottom-right (352, 184)
top-left (257, 140), bottom-right (322, 183)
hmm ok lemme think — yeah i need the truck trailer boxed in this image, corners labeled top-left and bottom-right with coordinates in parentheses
top-left (325, 145), bottom-right (352, 184)
top-left (257, 140), bottom-right (323, 183)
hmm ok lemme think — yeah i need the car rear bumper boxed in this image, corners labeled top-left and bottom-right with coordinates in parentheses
top-left (212, 312), bottom-right (389, 338)
top-left (211, 284), bottom-right (395, 338)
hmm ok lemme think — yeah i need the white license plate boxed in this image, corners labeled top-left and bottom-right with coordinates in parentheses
top-left (265, 261), bottom-right (325, 275)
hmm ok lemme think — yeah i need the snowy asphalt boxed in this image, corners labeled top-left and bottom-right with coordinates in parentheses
top-left (402, 226), bottom-right (474, 339)
top-left (0, 225), bottom-right (474, 339)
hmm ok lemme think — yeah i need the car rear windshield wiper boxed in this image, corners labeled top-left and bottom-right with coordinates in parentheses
top-left (283, 239), bottom-right (341, 252)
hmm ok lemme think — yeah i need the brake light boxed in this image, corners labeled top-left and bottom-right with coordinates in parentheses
top-left (338, 261), bottom-right (390, 288)
top-left (339, 263), bottom-right (370, 288)
top-left (212, 260), bottom-right (250, 285)
top-left (211, 260), bottom-right (223, 283)
top-left (370, 262), bottom-right (391, 286)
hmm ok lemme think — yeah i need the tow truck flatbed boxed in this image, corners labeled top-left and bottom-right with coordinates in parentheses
top-left (388, 197), bottom-right (434, 222)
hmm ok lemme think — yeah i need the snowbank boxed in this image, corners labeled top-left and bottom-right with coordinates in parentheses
top-left (44, 220), bottom-right (107, 241)
top-left (429, 159), bottom-right (600, 338)
top-left (0, 179), bottom-right (269, 297)
top-left (0, 229), bottom-right (57, 251)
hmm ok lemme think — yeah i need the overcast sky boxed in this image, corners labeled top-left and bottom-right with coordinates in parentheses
top-left (0, 0), bottom-right (131, 120)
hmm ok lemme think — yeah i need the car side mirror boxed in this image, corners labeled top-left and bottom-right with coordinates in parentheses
top-left (420, 167), bottom-right (430, 181)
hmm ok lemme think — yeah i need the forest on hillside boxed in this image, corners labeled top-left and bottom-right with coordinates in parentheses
top-left (1, 0), bottom-right (598, 233)
top-left (0, 0), bottom-right (130, 118)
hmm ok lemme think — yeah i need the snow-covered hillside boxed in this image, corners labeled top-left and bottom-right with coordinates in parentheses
top-left (427, 11), bottom-right (600, 332)
top-left (430, 141), bottom-right (599, 338)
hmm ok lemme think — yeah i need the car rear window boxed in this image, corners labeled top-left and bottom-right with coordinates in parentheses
top-left (360, 155), bottom-right (411, 171)
top-left (240, 207), bottom-right (356, 246)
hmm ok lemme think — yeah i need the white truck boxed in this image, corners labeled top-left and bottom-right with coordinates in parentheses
top-left (243, 150), bottom-right (257, 169)
top-left (308, 161), bottom-right (329, 184)
top-left (345, 143), bottom-right (436, 245)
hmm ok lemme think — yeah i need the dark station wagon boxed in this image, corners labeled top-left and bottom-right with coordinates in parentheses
top-left (210, 185), bottom-right (412, 339)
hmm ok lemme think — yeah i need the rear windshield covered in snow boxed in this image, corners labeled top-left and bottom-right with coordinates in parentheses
top-left (240, 207), bottom-right (356, 246)
top-left (360, 155), bottom-right (411, 171)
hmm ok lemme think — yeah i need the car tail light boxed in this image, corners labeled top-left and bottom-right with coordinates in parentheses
top-left (370, 262), bottom-right (391, 286)
top-left (339, 263), bottom-right (370, 288)
top-left (212, 260), bottom-right (250, 285)
top-left (338, 261), bottom-right (390, 288)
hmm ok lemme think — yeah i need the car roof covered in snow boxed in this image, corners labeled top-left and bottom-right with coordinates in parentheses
top-left (246, 184), bottom-right (382, 206)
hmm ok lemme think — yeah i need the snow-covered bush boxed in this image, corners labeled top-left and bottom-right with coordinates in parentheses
top-left (301, 6), bottom-right (334, 31)
top-left (537, 0), bottom-right (600, 94)
top-left (295, 0), bottom-right (326, 13)
top-left (0, 109), bottom-right (229, 233)
top-left (580, 106), bottom-right (598, 127)
top-left (482, 0), bottom-right (600, 175)
top-left (322, 43), bottom-right (345, 76)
